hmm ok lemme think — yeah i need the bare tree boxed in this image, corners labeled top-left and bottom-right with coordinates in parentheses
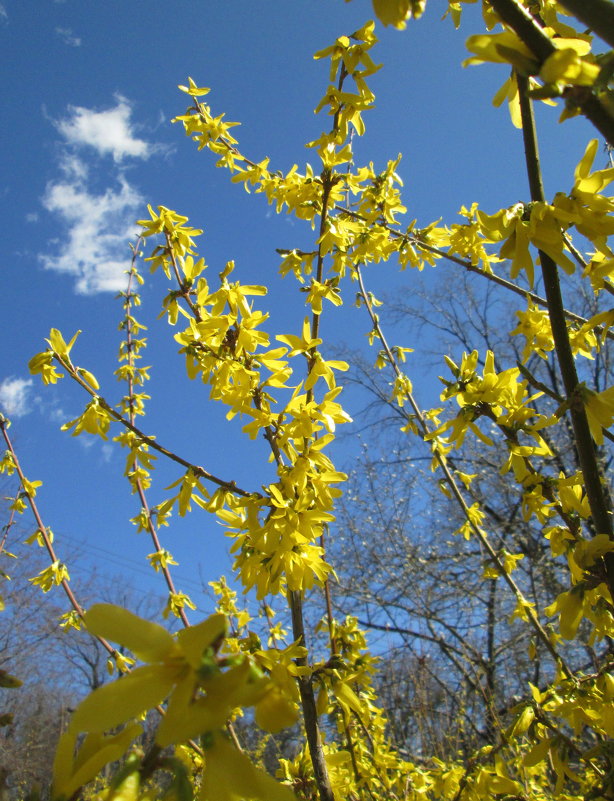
top-left (331, 265), bottom-right (614, 757)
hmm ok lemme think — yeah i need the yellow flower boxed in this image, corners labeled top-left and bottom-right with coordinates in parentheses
top-left (371, 0), bottom-right (414, 29)
top-left (583, 385), bottom-right (614, 445)
top-left (276, 316), bottom-right (322, 356)
top-left (540, 48), bottom-right (599, 88)
top-left (199, 735), bottom-right (293, 801)
top-left (54, 606), bottom-right (251, 796)
top-left (53, 604), bottom-right (299, 799)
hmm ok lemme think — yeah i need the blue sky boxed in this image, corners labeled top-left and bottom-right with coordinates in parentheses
top-left (1, 1), bottom-right (597, 618)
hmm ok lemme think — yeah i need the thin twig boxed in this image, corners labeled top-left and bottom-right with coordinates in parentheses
top-left (354, 265), bottom-right (574, 679)
top-left (0, 417), bottom-right (118, 659)
top-left (120, 243), bottom-right (191, 628)
top-left (54, 355), bottom-right (256, 499)
top-left (334, 205), bottom-right (614, 342)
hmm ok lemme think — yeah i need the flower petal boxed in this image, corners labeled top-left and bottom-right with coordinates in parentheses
top-left (200, 737), bottom-right (294, 801)
top-left (85, 604), bottom-right (176, 662)
top-left (175, 613), bottom-right (226, 669)
top-left (54, 724), bottom-right (142, 799)
top-left (70, 664), bottom-right (178, 733)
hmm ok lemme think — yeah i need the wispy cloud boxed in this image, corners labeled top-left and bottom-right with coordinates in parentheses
top-left (49, 405), bottom-right (66, 423)
top-left (55, 26), bottom-right (81, 47)
top-left (41, 97), bottom-right (157, 294)
top-left (101, 443), bottom-right (114, 463)
top-left (75, 435), bottom-right (115, 465)
top-left (41, 160), bottom-right (143, 293)
top-left (0, 377), bottom-right (34, 418)
top-left (0, 4), bottom-right (7, 22)
top-left (56, 96), bottom-right (153, 162)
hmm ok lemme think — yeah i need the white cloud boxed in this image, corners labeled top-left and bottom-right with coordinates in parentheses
top-left (39, 97), bottom-right (163, 293)
top-left (55, 26), bottom-right (81, 47)
top-left (41, 159), bottom-right (143, 294)
top-left (101, 443), bottom-right (114, 463)
top-left (59, 152), bottom-right (89, 181)
top-left (26, 212), bottom-right (39, 223)
top-left (0, 5), bottom-right (7, 22)
top-left (48, 405), bottom-right (66, 423)
top-left (56, 96), bottom-right (152, 163)
top-left (0, 377), bottom-right (34, 418)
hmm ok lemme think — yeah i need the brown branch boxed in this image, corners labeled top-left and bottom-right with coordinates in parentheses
top-left (290, 589), bottom-right (335, 801)
top-left (334, 205), bottom-right (614, 343)
top-left (121, 245), bottom-right (191, 629)
top-left (54, 354), bottom-right (256, 499)
top-left (555, 0), bottom-right (614, 50)
top-left (0, 417), bottom-right (118, 660)
top-left (354, 265), bottom-right (574, 679)
top-left (517, 72), bottom-right (614, 599)
top-left (488, 0), bottom-right (614, 144)
top-left (283, 63), bottom-right (350, 801)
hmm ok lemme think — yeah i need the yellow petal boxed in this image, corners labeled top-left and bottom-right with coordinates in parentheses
top-left (372, 0), bottom-right (410, 28)
top-left (574, 139), bottom-right (598, 183)
top-left (200, 737), bottom-right (294, 801)
top-left (156, 677), bottom-right (221, 747)
top-left (85, 604), bottom-right (176, 662)
top-left (255, 687), bottom-right (299, 733)
top-left (70, 664), bottom-right (177, 733)
top-left (176, 613), bottom-right (227, 670)
top-left (53, 724), bottom-right (142, 799)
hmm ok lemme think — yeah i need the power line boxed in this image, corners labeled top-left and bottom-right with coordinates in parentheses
top-left (43, 530), bottom-right (212, 598)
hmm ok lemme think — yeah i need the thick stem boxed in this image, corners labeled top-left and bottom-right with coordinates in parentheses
top-left (488, 0), bottom-right (555, 60)
top-left (289, 590), bottom-right (336, 801)
top-left (555, 0), bottom-right (614, 49)
top-left (254, 394), bottom-right (332, 798)
top-left (284, 65), bottom-right (349, 801)
top-left (488, 0), bottom-right (614, 145)
top-left (257, 382), bottom-right (332, 799)
top-left (484, 578), bottom-right (498, 743)
top-left (517, 73), bottom-right (614, 596)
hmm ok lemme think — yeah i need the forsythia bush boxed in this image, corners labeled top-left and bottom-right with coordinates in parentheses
top-left (3, 0), bottom-right (614, 799)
